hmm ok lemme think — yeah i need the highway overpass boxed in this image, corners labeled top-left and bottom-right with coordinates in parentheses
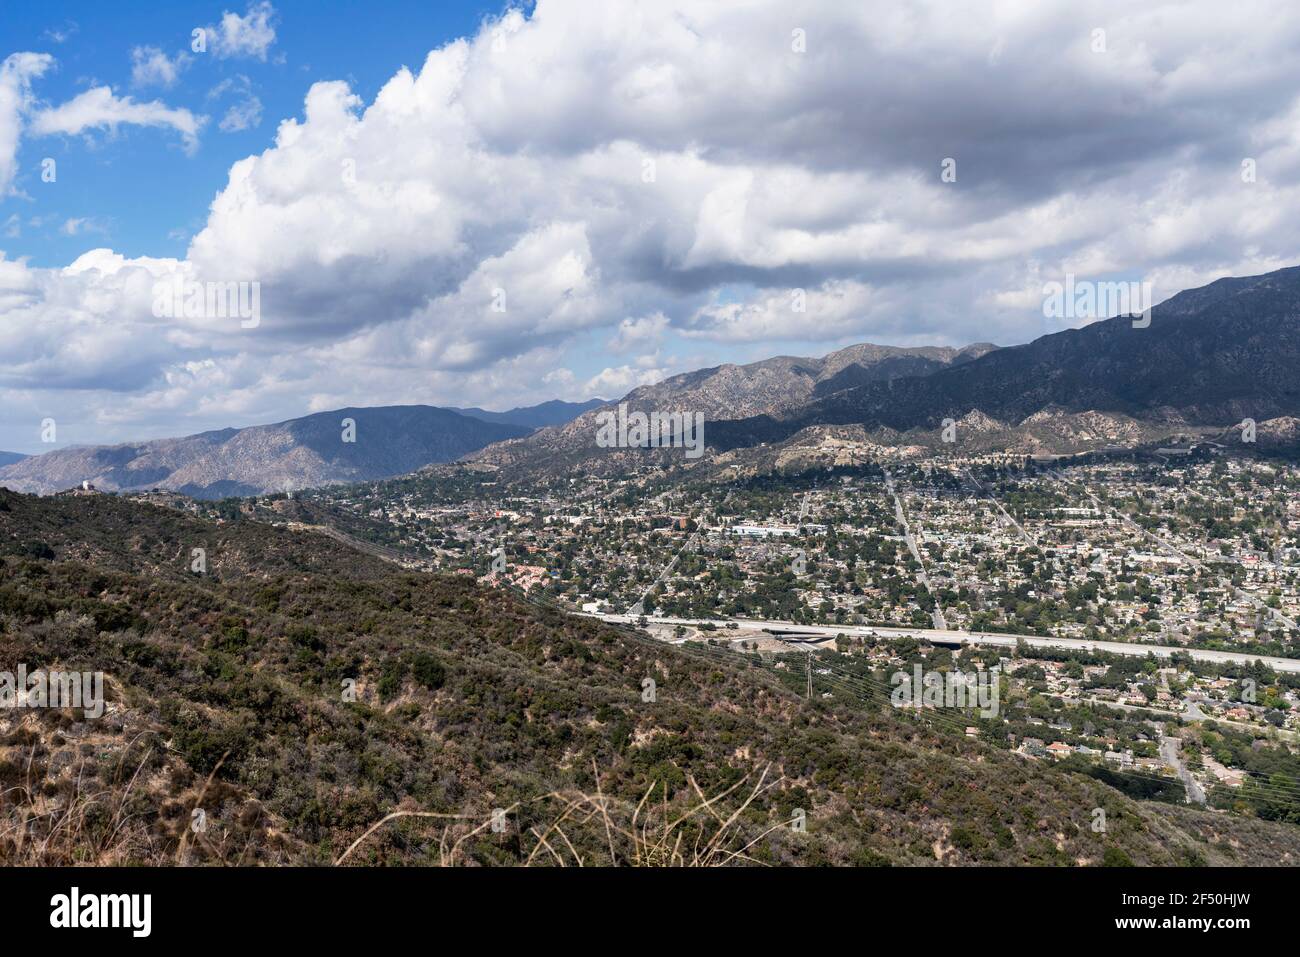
top-left (588, 612), bottom-right (1300, 674)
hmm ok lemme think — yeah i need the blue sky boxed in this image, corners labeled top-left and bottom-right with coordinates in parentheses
top-left (4, 0), bottom-right (500, 268)
top-left (3, 1), bottom-right (1300, 454)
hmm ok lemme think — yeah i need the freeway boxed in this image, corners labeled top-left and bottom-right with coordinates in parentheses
top-left (298, 516), bottom-right (1300, 676)
top-left (587, 611), bottom-right (1300, 673)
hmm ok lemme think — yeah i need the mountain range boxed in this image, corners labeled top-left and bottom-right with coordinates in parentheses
top-left (467, 341), bottom-right (998, 473)
top-left (708, 266), bottom-right (1300, 453)
top-left (8, 265), bottom-right (1300, 497)
top-left (474, 265), bottom-right (1300, 478)
top-left (595, 341), bottom-right (997, 422)
top-left (0, 399), bottom-right (608, 498)
top-left (0, 406), bottom-right (530, 498)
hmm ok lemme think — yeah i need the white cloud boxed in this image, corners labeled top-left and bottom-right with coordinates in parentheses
top-left (218, 95), bottom-right (262, 132)
top-left (0, 249), bottom-right (184, 395)
top-left (584, 364), bottom-right (667, 397)
top-left (130, 46), bottom-right (190, 88)
top-left (42, 23), bottom-right (78, 45)
top-left (683, 281), bottom-right (887, 344)
top-left (0, 53), bottom-right (54, 195)
top-left (8, 0), bottom-right (1300, 449)
top-left (332, 220), bottom-right (604, 372)
top-left (208, 75), bottom-right (263, 132)
top-left (207, 76), bottom-right (245, 99)
top-left (29, 86), bottom-right (205, 154)
top-left (204, 2), bottom-right (278, 61)
top-left (608, 312), bottom-right (668, 352)
top-left (60, 217), bottom-right (108, 237)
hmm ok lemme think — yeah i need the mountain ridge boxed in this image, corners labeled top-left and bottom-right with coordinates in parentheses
top-left (708, 265), bottom-right (1300, 452)
top-left (450, 398), bottom-right (606, 429)
top-left (0, 405), bottom-right (530, 498)
top-left (466, 340), bottom-right (999, 474)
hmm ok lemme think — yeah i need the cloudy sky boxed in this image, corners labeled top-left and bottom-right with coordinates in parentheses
top-left (2, 0), bottom-right (1300, 452)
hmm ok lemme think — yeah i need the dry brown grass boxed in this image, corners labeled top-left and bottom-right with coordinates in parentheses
top-left (0, 729), bottom-right (166, 865)
top-left (336, 761), bottom-right (791, 867)
top-left (0, 717), bottom-right (288, 867)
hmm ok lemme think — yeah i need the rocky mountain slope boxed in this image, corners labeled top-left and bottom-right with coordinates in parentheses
top-left (465, 266), bottom-right (1300, 484)
top-left (468, 341), bottom-right (996, 474)
top-left (2, 487), bottom-right (1297, 866)
top-left (0, 406), bottom-right (529, 498)
top-left (709, 266), bottom-right (1300, 452)
top-left (612, 341), bottom-right (997, 421)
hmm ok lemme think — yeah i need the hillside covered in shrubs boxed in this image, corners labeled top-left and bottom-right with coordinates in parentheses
top-left (1, 488), bottom-right (1298, 866)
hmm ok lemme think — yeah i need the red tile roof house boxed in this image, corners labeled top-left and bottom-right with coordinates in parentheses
top-left (1046, 742), bottom-right (1073, 759)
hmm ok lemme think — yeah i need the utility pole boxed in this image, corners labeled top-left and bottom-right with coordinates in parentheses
top-left (806, 650), bottom-right (812, 701)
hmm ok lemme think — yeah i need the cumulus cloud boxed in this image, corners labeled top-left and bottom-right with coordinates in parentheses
top-left (584, 364), bottom-right (667, 397)
top-left (30, 86), bottom-right (205, 154)
top-left (608, 312), bottom-right (668, 353)
top-left (7, 0), bottom-right (1300, 449)
top-left (0, 249), bottom-right (186, 394)
top-left (203, 2), bottom-right (277, 60)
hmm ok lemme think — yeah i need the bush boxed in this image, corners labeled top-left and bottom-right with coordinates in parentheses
top-left (411, 652), bottom-right (446, 690)
top-left (1102, 845), bottom-right (1134, 867)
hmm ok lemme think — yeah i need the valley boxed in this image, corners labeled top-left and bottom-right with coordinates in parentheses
top-left (3, 485), bottom-right (1300, 867)
top-left (8, 268), bottom-right (1300, 867)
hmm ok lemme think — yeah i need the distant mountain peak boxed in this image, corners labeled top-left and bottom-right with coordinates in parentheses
top-left (0, 405), bottom-right (530, 498)
top-left (465, 339), bottom-right (999, 474)
top-left (708, 263), bottom-right (1300, 454)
